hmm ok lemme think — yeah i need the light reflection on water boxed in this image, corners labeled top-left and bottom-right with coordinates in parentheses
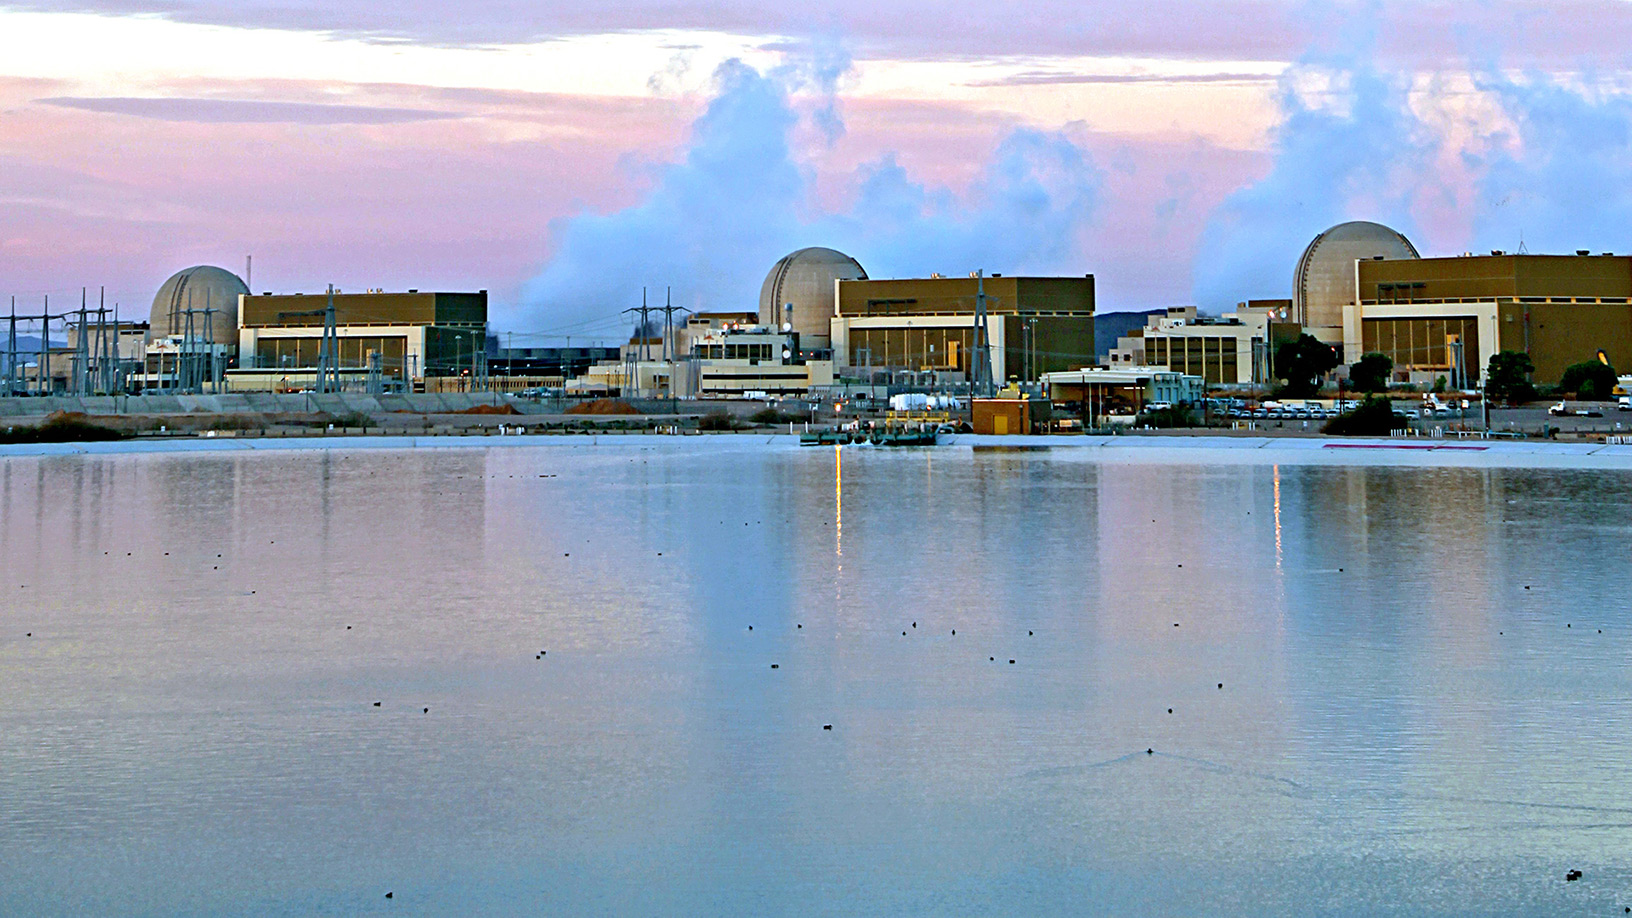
top-left (3, 442), bottom-right (1632, 915)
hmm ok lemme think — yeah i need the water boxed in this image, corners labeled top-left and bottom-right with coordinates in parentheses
top-left (3, 440), bottom-right (1632, 915)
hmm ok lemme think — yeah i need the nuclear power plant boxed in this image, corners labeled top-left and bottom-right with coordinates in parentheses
top-left (6, 225), bottom-right (1632, 409)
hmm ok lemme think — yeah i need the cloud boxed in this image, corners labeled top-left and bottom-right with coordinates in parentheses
top-left (1466, 73), bottom-right (1632, 255)
top-left (968, 72), bottom-right (1278, 88)
top-left (1188, 29), bottom-right (1632, 312)
top-left (520, 56), bottom-right (1101, 331)
top-left (39, 96), bottom-right (462, 124)
top-left (1188, 53), bottom-right (1439, 310)
top-left (13, 0), bottom-right (1632, 66)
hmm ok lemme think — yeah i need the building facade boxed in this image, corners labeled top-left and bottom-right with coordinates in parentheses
top-left (1108, 301), bottom-right (1298, 385)
top-left (830, 274), bottom-right (1095, 383)
top-left (234, 289), bottom-right (487, 390)
top-left (1346, 253), bottom-right (1632, 385)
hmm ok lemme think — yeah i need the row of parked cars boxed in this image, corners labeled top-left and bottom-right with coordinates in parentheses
top-left (1205, 399), bottom-right (1466, 422)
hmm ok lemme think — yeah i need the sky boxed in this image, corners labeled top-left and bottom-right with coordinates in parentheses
top-left (4, 1), bottom-right (1632, 342)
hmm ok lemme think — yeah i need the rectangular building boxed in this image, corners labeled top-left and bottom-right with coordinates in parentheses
top-left (1110, 302), bottom-right (1298, 385)
top-left (1347, 254), bottom-right (1632, 384)
top-left (830, 274), bottom-right (1094, 382)
top-left (237, 290), bottom-right (487, 387)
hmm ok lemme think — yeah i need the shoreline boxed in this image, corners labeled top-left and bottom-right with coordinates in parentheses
top-left (3, 431), bottom-right (1632, 469)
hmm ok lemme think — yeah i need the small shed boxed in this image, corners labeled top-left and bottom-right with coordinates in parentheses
top-left (972, 398), bottom-right (1031, 435)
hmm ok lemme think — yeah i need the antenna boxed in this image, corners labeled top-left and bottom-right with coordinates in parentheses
top-left (1517, 231), bottom-right (1529, 255)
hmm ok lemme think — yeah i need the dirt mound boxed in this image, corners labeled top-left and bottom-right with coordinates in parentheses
top-left (565, 399), bottom-right (640, 416)
top-left (460, 403), bottom-right (521, 415)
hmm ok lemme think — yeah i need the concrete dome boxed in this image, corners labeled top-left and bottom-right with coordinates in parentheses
top-left (150, 266), bottom-right (247, 344)
top-left (1294, 221), bottom-right (1419, 344)
top-left (759, 247), bottom-right (867, 344)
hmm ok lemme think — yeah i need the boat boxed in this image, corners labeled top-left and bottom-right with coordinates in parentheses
top-left (799, 429), bottom-right (858, 446)
top-left (869, 429), bottom-right (938, 447)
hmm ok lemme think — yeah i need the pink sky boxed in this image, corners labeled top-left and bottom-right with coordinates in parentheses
top-left (3, 1), bottom-right (1632, 339)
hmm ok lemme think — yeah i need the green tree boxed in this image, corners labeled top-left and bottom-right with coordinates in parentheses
top-left (1274, 334), bottom-right (1340, 397)
top-left (1559, 360), bottom-right (1618, 400)
top-left (1348, 352), bottom-right (1394, 394)
top-left (1484, 351), bottom-right (1536, 405)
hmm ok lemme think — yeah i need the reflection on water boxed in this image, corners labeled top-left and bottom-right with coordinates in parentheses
top-left (4, 442), bottom-right (1632, 915)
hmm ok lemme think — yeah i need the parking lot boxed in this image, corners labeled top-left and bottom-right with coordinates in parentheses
top-left (1201, 397), bottom-right (1632, 437)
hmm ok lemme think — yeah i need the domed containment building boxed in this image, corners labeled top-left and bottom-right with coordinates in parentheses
top-left (1294, 221), bottom-right (1419, 353)
top-left (759, 248), bottom-right (868, 348)
top-left (150, 266), bottom-right (249, 345)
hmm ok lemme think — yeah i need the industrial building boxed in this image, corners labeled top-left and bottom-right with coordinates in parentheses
top-left (136, 265), bottom-right (249, 391)
top-left (760, 248), bottom-right (867, 352)
top-left (489, 345), bottom-right (621, 380)
top-left (233, 289), bottom-right (487, 392)
top-left (1107, 301), bottom-right (1298, 385)
top-left (1041, 366), bottom-right (1205, 421)
top-left (680, 325), bottom-right (834, 396)
top-left (1344, 251), bottom-right (1632, 385)
top-left (1295, 221), bottom-right (1420, 353)
top-left (830, 273), bottom-right (1095, 383)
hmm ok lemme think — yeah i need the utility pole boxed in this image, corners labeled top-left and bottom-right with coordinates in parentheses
top-left (970, 270), bottom-right (994, 398)
top-left (40, 295), bottom-right (50, 396)
top-left (323, 285), bottom-right (338, 394)
top-left (622, 288), bottom-right (654, 398)
top-left (5, 296), bottom-right (15, 397)
top-left (658, 287), bottom-right (690, 404)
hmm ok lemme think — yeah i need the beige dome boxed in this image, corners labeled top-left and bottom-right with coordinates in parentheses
top-left (1294, 222), bottom-right (1419, 344)
top-left (759, 248), bottom-right (867, 343)
top-left (150, 266), bottom-right (247, 344)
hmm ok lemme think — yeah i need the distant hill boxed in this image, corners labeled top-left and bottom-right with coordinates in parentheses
top-left (0, 336), bottom-right (58, 371)
top-left (1094, 310), bottom-right (1164, 358)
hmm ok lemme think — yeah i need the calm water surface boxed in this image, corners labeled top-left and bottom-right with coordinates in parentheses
top-left (3, 440), bottom-right (1632, 915)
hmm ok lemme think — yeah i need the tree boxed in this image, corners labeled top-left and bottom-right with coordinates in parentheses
top-left (1349, 352), bottom-right (1394, 394)
top-left (1559, 360), bottom-right (1618, 401)
top-left (1274, 334), bottom-right (1340, 397)
top-left (1485, 351), bottom-right (1536, 405)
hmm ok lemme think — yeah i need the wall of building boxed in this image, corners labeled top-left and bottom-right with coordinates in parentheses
top-left (1141, 334), bottom-right (1244, 385)
top-left (1496, 300), bottom-right (1632, 383)
top-left (1360, 315), bottom-right (1481, 374)
top-left (241, 291), bottom-right (486, 328)
top-left (831, 275), bottom-right (1094, 380)
top-left (837, 275), bottom-right (1093, 318)
top-left (1358, 254), bottom-right (1632, 303)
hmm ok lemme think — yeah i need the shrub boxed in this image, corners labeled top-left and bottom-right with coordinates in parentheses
top-left (1139, 405), bottom-right (1197, 428)
top-left (1559, 360), bottom-right (1618, 400)
top-left (0, 412), bottom-right (127, 443)
top-left (748, 407), bottom-right (801, 425)
top-left (696, 411), bottom-right (742, 431)
top-left (206, 414), bottom-right (261, 431)
top-left (331, 410), bottom-right (374, 430)
top-left (1323, 398), bottom-right (1400, 436)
